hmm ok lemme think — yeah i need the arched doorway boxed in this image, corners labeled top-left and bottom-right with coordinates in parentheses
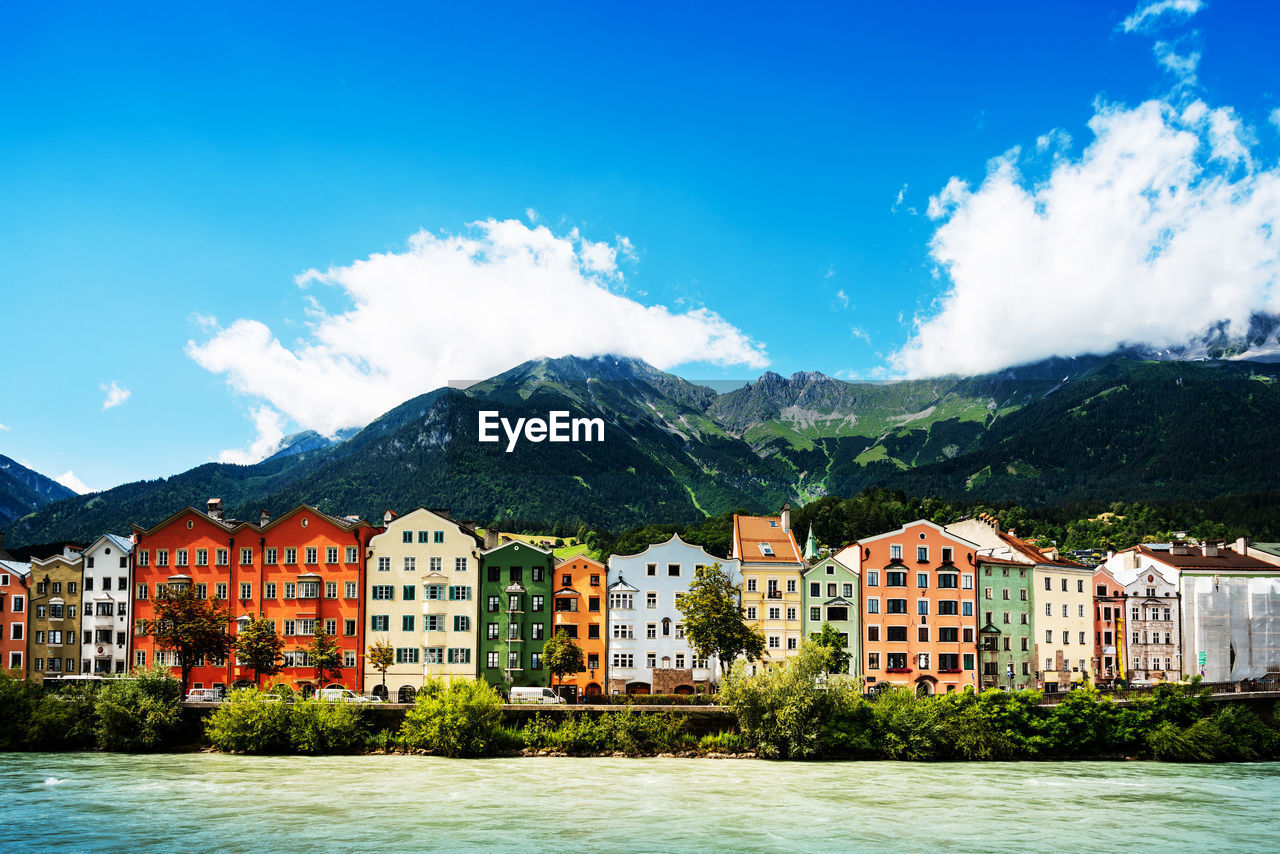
top-left (914, 676), bottom-right (936, 697)
top-left (672, 684), bottom-right (694, 695)
top-left (584, 682), bottom-right (602, 697)
top-left (397, 685), bottom-right (417, 703)
top-left (298, 682), bottom-right (315, 698)
top-left (625, 681), bottom-right (651, 695)
top-left (371, 684), bottom-right (389, 701)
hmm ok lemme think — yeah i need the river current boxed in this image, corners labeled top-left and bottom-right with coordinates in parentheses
top-left (2, 753), bottom-right (1278, 852)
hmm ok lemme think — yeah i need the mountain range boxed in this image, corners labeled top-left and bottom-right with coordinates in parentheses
top-left (0, 455), bottom-right (76, 529)
top-left (7, 323), bottom-right (1280, 547)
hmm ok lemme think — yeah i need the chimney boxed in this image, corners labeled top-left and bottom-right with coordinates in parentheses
top-left (1204, 541), bottom-right (1219, 558)
top-left (1171, 539), bottom-right (1189, 556)
top-left (485, 528), bottom-right (500, 550)
top-left (1235, 536), bottom-right (1249, 554)
top-left (207, 498), bottom-right (224, 521)
top-left (383, 510), bottom-right (397, 524)
top-left (259, 509), bottom-right (271, 527)
top-left (780, 502), bottom-right (791, 534)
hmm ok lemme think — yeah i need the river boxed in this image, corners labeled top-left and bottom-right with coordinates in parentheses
top-left (2, 753), bottom-right (1278, 852)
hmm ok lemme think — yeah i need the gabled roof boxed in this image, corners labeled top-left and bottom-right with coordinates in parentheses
top-left (85, 533), bottom-right (134, 556)
top-left (374, 507), bottom-right (482, 547)
top-left (857, 519), bottom-right (981, 550)
top-left (732, 515), bottom-right (802, 565)
top-left (607, 575), bottom-right (638, 593)
top-left (801, 555), bottom-right (856, 578)
top-left (976, 554), bottom-right (1031, 568)
top-left (608, 532), bottom-right (727, 567)
top-left (822, 596), bottom-right (855, 607)
top-left (0, 560), bottom-right (31, 578)
top-left (481, 539), bottom-right (553, 558)
top-left (260, 503), bottom-right (378, 534)
top-left (132, 505), bottom-right (251, 537)
top-left (554, 554), bottom-right (607, 570)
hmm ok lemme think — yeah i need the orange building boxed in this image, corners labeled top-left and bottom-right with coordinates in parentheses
top-left (841, 520), bottom-right (980, 695)
top-left (550, 555), bottom-right (608, 702)
top-left (132, 499), bottom-right (379, 693)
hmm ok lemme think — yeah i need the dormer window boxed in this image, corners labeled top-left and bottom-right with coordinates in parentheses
top-left (768, 520), bottom-right (778, 527)
top-left (759, 543), bottom-right (774, 556)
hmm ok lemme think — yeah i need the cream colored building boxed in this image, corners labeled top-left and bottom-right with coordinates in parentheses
top-left (363, 508), bottom-right (484, 701)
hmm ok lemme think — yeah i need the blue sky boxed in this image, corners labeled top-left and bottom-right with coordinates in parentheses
top-left (4, 1), bottom-right (1280, 492)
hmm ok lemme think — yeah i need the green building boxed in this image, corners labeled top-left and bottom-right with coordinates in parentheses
top-left (976, 557), bottom-right (1035, 690)
top-left (801, 556), bottom-right (859, 678)
top-left (478, 540), bottom-right (554, 693)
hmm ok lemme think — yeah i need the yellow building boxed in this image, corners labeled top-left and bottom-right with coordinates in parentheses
top-left (363, 509), bottom-right (484, 701)
top-left (732, 505), bottom-right (804, 669)
top-left (27, 552), bottom-right (84, 684)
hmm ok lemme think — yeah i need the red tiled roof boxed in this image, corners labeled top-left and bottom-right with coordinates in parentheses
top-left (733, 514), bottom-right (802, 564)
top-left (1134, 545), bottom-right (1274, 571)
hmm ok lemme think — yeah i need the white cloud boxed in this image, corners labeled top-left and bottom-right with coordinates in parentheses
top-left (1154, 40), bottom-right (1200, 86)
top-left (1121, 0), bottom-right (1203, 33)
top-left (55, 470), bottom-right (92, 495)
top-left (0, 422), bottom-right (9, 431)
top-left (850, 326), bottom-right (871, 344)
top-left (217, 406), bottom-right (287, 465)
top-left (190, 219), bottom-right (769, 458)
top-left (1271, 108), bottom-right (1280, 131)
top-left (892, 98), bottom-right (1280, 378)
top-left (191, 313), bottom-right (219, 329)
top-left (100, 381), bottom-right (131, 410)
top-left (834, 289), bottom-right (852, 310)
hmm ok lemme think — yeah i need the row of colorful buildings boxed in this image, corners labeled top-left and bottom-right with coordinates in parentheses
top-left (1, 499), bottom-right (1278, 700)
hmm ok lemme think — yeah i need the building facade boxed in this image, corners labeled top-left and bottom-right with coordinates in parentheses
top-left (133, 500), bottom-right (378, 694)
top-left (27, 552), bottom-right (84, 683)
top-left (79, 534), bottom-right (133, 676)
top-left (975, 557), bottom-right (1034, 690)
top-left (363, 508), bottom-right (484, 701)
top-left (549, 554), bottom-right (608, 701)
top-left (0, 560), bottom-right (30, 674)
top-left (607, 535), bottom-right (740, 693)
top-left (801, 556), bottom-right (859, 678)
top-left (478, 540), bottom-right (554, 693)
top-left (1092, 566), bottom-right (1127, 686)
top-left (733, 508), bottom-right (804, 669)
top-left (840, 520), bottom-right (980, 695)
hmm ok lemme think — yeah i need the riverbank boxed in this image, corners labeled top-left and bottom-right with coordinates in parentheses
top-left (6, 753), bottom-right (1280, 853)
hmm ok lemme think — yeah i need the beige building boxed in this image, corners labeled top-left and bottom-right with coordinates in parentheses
top-left (948, 515), bottom-right (1093, 691)
top-left (363, 509), bottom-right (484, 701)
top-left (732, 505), bottom-right (804, 670)
top-left (27, 551), bottom-right (84, 683)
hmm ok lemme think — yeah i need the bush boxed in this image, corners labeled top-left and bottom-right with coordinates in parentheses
top-left (205, 689), bottom-right (294, 754)
top-left (1211, 704), bottom-right (1280, 761)
top-left (698, 731), bottom-right (748, 753)
top-left (95, 667), bottom-right (184, 752)
top-left (720, 641), bottom-right (866, 759)
top-left (0, 672), bottom-right (42, 750)
top-left (27, 685), bottom-right (97, 751)
top-left (400, 678), bottom-right (503, 757)
top-left (1148, 718), bottom-right (1230, 762)
top-left (289, 699), bottom-right (366, 754)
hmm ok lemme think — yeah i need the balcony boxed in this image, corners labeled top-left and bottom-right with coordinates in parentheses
top-left (766, 591), bottom-right (783, 600)
top-left (885, 667), bottom-right (912, 674)
top-left (937, 668), bottom-right (962, 674)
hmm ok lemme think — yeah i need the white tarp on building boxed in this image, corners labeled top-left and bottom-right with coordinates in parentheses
top-left (1182, 575), bottom-right (1280, 681)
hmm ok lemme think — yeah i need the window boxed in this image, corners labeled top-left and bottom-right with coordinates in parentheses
top-left (285, 548), bottom-right (297, 565)
top-left (886, 599), bottom-right (907, 614)
top-left (1045, 577), bottom-right (1052, 591)
top-left (886, 626), bottom-right (907, 642)
top-left (786, 606), bottom-right (797, 621)
top-left (347, 546), bottom-right (359, 564)
top-left (1046, 630), bottom-right (1053, 643)
top-left (612, 623), bottom-right (634, 639)
top-left (239, 582), bottom-right (252, 600)
top-left (531, 595), bottom-right (544, 612)
top-left (937, 573), bottom-right (958, 589)
top-left (487, 651), bottom-right (500, 669)
top-left (917, 573), bottom-right (929, 589)
top-left (866, 598), bottom-right (880, 614)
top-left (867, 652), bottom-right (880, 670)
top-left (137, 550), bottom-right (149, 566)
top-left (377, 556), bottom-right (391, 572)
top-left (417, 531), bottom-right (429, 543)
top-left (532, 567), bottom-right (544, 583)
top-left (371, 615), bottom-right (389, 632)
top-left (646, 623), bottom-right (657, 639)
top-left (886, 571), bottom-right (906, 587)
top-left (645, 591), bottom-right (658, 609)
top-left (1045, 602), bottom-right (1052, 616)
top-left (424, 585), bottom-right (444, 600)
top-left (984, 587), bottom-right (993, 600)
top-left (322, 546), bottom-right (336, 564)
top-left (135, 584), bottom-right (148, 601)
top-left (453, 615), bottom-right (470, 632)
top-left (786, 579), bottom-right (797, 594)
top-left (609, 592), bottom-right (634, 609)
top-left (939, 627), bottom-right (958, 643)
top-left (396, 648), bottom-right (420, 664)
top-left (216, 549), bottom-right (228, 566)
top-left (403, 556), bottom-right (416, 572)
top-left (917, 600), bottom-right (929, 615)
top-left (917, 626), bottom-right (930, 642)
top-left (401, 584), bottom-right (416, 601)
top-left (768, 635), bottom-right (780, 649)
top-left (941, 547), bottom-right (953, 563)
top-left (962, 654), bottom-right (975, 671)
top-left (668, 563), bottom-right (681, 576)
top-left (588, 625), bottom-right (600, 639)
top-left (746, 578), bottom-right (757, 593)
top-left (1062, 631), bottom-right (1070, 645)
top-left (448, 648), bottom-right (470, 665)
top-left (265, 548), bottom-right (278, 564)
top-left (372, 585), bottom-right (394, 600)
top-left (194, 584), bottom-right (207, 600)
top-left (916, 546), bottom-right (929, 562)
top-left (402, 531), bottom-right (414, 544)
top-left (448, 585), bottom-right (471, 601)
top-left (612, 653), bottom-right (634, 668)
top-left (487, 596), bottom-right (500, 613)
top-left (746, 606), bottom-right (757, 619)
top-left (867, 626), bottom-right (880, 641)
top-left (843, 583), bottom-right (853, 597)
top-left (889, 545), bottom-right (902, 561)
top-left (886, 653), bottom-right (907, 669)
top-left (156, 549), bottom-right (168, 567)
top-left (1061, 578), bottom-right (1068, 592)
top-left (939, 600), bottom-right (958, 616)
top-left (403, 614), bottom-right (418, 632)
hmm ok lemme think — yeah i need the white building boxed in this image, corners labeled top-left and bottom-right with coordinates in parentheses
top-left (1100, 548), bottom-right (1181, 684)
top-left (606, 534), bottom-right (740, 694)
top-left (79, 534), bottom-right (134, 675)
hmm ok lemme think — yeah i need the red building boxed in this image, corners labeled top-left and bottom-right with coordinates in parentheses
top-left (0, 562), bottom-right (30, 674)
top-left (847, 520), bottom-right (980, 695)
top-left (1092, 566), bottom-right (1127, 687)
top-left (132, 499), bottom-right (379, 693)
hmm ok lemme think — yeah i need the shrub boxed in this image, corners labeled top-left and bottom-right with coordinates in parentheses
top-left (95, 666), bottom-right (184, 752)
top-left (1147, 719), bottom-right (1228, 762)
top-left (27, 685), bottom-right (97, 751)
top-left (289, 698), bottom-right (366, 754)
top-left (1212, 704), bottom-right (1280, 761)
top-left (400, 678), bottom-right (503, 757)
top-left (0, 672), bottom-right (43, 750)
top-left (205, 689), bottom-right (294, 754)
top-left (698, 731), bottom-right (748, 753)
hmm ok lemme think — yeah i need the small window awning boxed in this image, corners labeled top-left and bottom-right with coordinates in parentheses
top-left (297, 572), bottom-right (322, 580)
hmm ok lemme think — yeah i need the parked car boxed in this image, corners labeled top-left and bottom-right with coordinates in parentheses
top-left (316, 687), bottom-right (374, 703)
top-left (185, 688), bottom-right (223, 702)
top-left (509, 687), bottom-right (566, 704)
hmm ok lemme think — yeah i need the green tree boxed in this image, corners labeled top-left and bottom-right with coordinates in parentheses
top-left (400, 677), bottom-right (503, 757)
top-left (543, 628), bottom-right (585, 696)
top-left (367, 640), bottom-right (395, 697)
top-left (307, 627), bottom-right (344, 688)
top-left (95, 665), bottom-right (184, 752)
top-left (810, 622), bottom-right (853, 675)
top-left (234, 616), bottom-right (284, 686)
top-left (142, 583), bottom-right (233, 695)
top-left (677, 562), bottom-right (765, 685)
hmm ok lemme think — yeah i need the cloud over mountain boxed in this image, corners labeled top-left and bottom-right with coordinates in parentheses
top-left (189, 219), bottom-right (768, 459)
top-left (891, 97), bottom-right (1280, 378)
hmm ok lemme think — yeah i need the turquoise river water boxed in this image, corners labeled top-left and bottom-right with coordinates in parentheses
top-left (2, 753), bottom-right (1279, 852)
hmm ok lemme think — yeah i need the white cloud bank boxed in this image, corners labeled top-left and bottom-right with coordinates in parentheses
top-left (1121, 0), bottom-right (1203, 33)
top-left (892, 98), bottom-right (1280, 378)
top-left (55, 470), bottom-right (92, 495)
top-left (190, 219), bottom-right (769, 459)
top-left (100, 381), bottom-right (131, 410)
